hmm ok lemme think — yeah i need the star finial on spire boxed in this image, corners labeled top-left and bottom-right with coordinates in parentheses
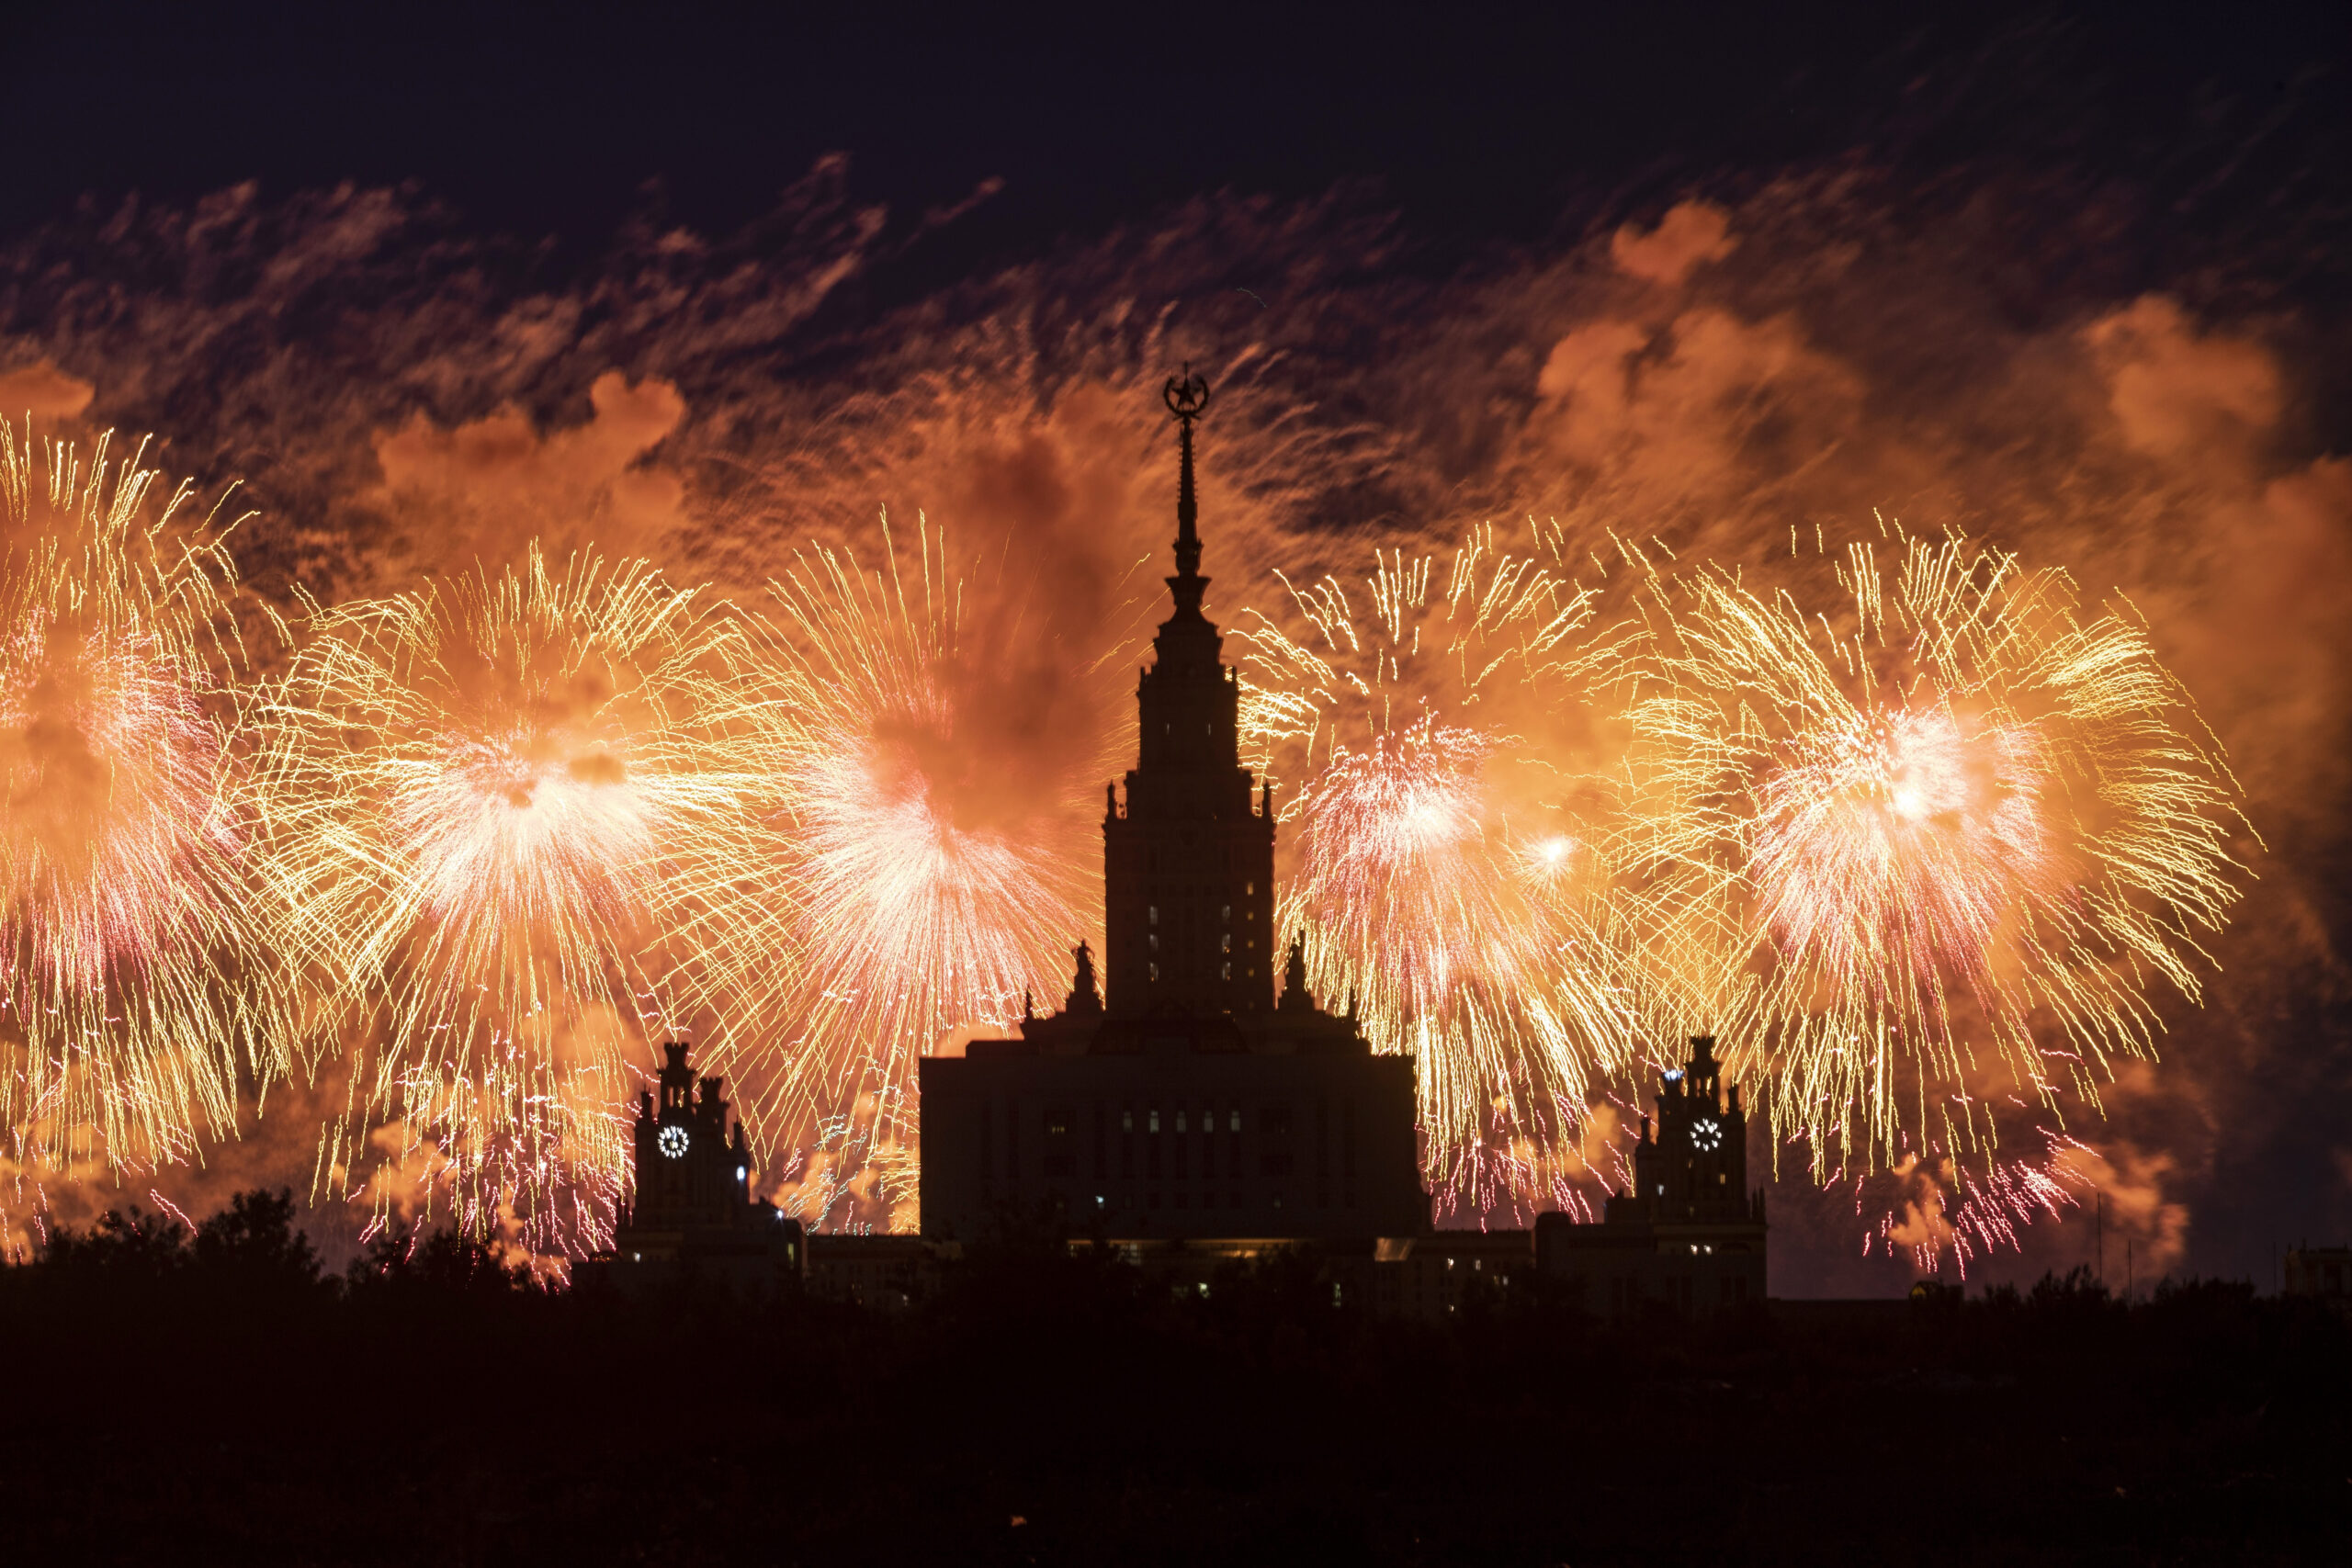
top-left (1161, 366), bottom-right (1213, 612)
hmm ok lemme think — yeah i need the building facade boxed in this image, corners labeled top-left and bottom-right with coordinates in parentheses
top-left (587, 1040), bottom-right (804, 1295)
top-left (920, 374), bottom-right (1428, 1250)
top-left (1536, 1035), bottom-right (1767, 1315)
top-left (2284, 1244), bottom-right (2352, 1313)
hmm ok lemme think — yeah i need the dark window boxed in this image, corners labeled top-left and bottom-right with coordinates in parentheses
top-left (1092, 1103), bottom-right (1106, 1179)
top-left (981, 1100), bottom-right (994, 1179)
top-left (1046, 1106), bottom-right (1071, 1138)
top-left (1265, 1103), bottom-right (1292, 1136)
top-left (1006, 1099), bottom-right (1020, 1179)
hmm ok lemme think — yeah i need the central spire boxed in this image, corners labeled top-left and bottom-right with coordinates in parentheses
top-left (1162, 367), bottom-right (1212, 621)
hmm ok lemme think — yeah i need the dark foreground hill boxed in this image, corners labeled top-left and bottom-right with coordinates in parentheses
top-left (1, 1190), bottom-right (2344, 1566)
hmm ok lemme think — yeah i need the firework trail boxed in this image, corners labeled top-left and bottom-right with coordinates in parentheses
top-left (257, 546), bottom-right (767, 1258)
top-left (678, 518), bottom-right (1130, 1231)
top-left (1237, 524), bottom-right (1642, 1219)
top-left (0, 429), bottom-right (283, 1179)
top-left (1612, 523), bottom-right (2250, 1238)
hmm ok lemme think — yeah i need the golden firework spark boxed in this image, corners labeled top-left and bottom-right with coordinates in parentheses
top-left (0, 428), bottom-right (284, 1179)
top-left (1237, 523), bottom-right (1642, 1219)
top-left (1613, 523), bottom-right (2251, 1193)
top-left (676, 517), bottom-right (1126, 1231)
top-left (258, 545), bottom-right (767, 1258)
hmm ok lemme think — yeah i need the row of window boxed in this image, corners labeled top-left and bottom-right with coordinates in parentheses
top-left (980, 1098), bottom-right (1359, 1183)
top-left (1148, 962), bottom-right (1248, 982)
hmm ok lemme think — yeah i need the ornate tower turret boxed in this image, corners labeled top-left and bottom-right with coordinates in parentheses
top-left (1102, 370), bottom-right (1278, 1016)
top-left (1625, 1035), bottom-right (1759, 1224)
top-left (621, 1040), bottom-right (754, 1233)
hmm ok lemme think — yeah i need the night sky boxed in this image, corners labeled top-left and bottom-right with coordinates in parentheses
top-left (1, 1), bottom-right (2346, 1293)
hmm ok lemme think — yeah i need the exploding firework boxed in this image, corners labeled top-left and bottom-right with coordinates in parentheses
top-left (1237, 524), bottom-right (1641, 1218)
top-left (1613, 524), bottom-right (2251, 1225)
top-left (257, 546), bottom-right (767, 1257)
top-left (0, 429), bottom-right (283, 1179)
top-left (676, 519), bottom-right (1131, 1230)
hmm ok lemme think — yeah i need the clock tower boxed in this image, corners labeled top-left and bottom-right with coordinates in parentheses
top-left (1534, 1035), bottom-right (1768, 1314)
top-left (626, 1041), bottom-right (756, 1231)
top-left (1624, 1034), bottom-right (1752, 1224)
top-left (592, 1040), bottom-right (803, 1293)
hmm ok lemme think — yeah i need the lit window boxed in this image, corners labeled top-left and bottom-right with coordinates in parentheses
top-left (1221, 906), bottom-right (1231, 922)
top-left (1245, 882), bottom-right (1254, 896)
top-left (1149, 1110), bottom-right (1160, 1134)
top-left (1221, 934), bottom-right (1231, 952)
top-left (1176, 1110), bottom-right (1187, 1133)
top-left (1148, 905), bottom-right (1159, 926)
top-left (1148, 934), bottom-right (1159, 952)
top-left (1229, 1110), bottom-right (1241, 1133)
top-left (1221, 963), bottom-right (1230, 979)
top-left (1149, 963), bottom-right (1159, 981)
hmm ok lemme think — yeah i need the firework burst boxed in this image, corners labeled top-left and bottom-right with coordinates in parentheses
top-left (1614, 524), bottom-right (2251, 1215)
top-left (0, 429), bottom-right (283, 1180)
top-left (258, 546), bottom-right (767, 1258)
top-left (1237, 524), bottom-right (1641, 1218)
top-left (676, 518), bottom-right (1130, 1230)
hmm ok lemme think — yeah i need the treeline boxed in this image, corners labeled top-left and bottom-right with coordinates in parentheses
top-left (17, 1188), bottom-right (525, 1301)
top-left (4, 1190), bottom-right (2346, 1566)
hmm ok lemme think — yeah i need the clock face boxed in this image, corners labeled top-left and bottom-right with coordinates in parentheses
top-left (657, 1124), bottom-right (691, 1159)
top-left (1691, 1117), bottom-right (1723, 1152)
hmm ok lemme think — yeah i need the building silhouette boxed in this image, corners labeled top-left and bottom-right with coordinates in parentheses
top-left (587, 1040), bottom-right (803, 1294)
top-left (919, 373), bottom-right (1428, 1260)
top-left (1537, 1035), bottom-right (1767, 1314)
top-left (2284, 1243), bottom-right (2352, 1313)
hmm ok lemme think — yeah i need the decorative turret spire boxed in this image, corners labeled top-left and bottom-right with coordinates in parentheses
top-left (1162, 367), bottom-right (1213, 619)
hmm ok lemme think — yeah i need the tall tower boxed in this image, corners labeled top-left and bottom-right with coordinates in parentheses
top-left (1101, 370), bottom-right (1278, 1016)
top-left (918, 376), bottom-right (1428, 1249)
